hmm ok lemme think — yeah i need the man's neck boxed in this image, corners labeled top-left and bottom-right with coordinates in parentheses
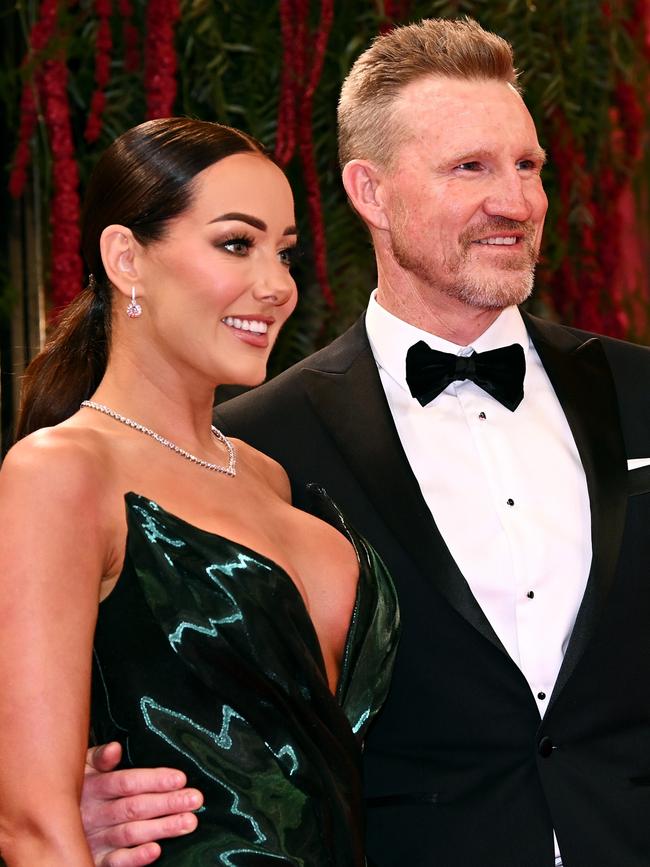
top-left (375, 287), bottom-right (504, 346)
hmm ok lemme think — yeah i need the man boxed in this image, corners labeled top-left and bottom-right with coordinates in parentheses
top-left (81, 18), bottom-right (650, 867)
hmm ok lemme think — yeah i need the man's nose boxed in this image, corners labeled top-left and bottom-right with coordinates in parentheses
top-left (483, 171), bottom-right (532, 222)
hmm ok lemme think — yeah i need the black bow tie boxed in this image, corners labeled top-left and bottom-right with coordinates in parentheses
top-left (405, 341), bottom-right (526, 411)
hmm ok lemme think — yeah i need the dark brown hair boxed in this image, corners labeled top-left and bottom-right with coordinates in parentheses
top-left (338, 17), bottom-right (519, 169)
top-left (17, 118), bottom-right (265, 439)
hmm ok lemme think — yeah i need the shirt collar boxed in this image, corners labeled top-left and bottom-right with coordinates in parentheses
top-left (365, 290), bottom-right (531, 394)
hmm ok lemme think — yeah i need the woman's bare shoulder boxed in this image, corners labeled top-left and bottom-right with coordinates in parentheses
top-left (232, 438), bottom-right (292, 503)
top-left (0, 421), bottom-right (122, 586)
top-left (0, 421), bottom-right (115, 515)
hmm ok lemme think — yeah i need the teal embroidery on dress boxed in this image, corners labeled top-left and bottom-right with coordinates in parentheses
top-left (140, 696), bottom-right (266, 843)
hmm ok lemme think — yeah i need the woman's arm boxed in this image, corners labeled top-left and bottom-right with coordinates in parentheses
top-left (0, 432), bottom-right (110, 866)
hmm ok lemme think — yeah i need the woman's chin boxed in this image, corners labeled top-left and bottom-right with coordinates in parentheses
top-left (217, 368), bottom-right (268, 391)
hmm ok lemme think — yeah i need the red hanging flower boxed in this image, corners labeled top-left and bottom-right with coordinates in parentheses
top-left (9, 84), bottom-right (39, 199)
top-left (118, 0), bottom-right (140, 72)
top-left (84, 0), bottom-right (114, 143)
top-left (29, 0), bottom-right (60, 52)
top-left (9, 0), bottom-right (61, 199)
top-left (144, 0), bottom-right (181, 119)
top-left (9, 0), bottom-right (83, 311)
top-left (275, 0), bottom-right (302, 166)
top-left (298, 0), bottom-right (334, 308)
top-left (41, 55), bottom-right (84, 310)
top-left (615, 80), bottom-right (644, 163)
top-left (275, 0), bottom-right (335, 308)
top-left (380, 0), bottom-right (411, 33)
top-left (547, 108), bottom-right (605, 331)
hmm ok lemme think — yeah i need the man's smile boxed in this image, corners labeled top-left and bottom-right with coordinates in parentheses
top-left (475, 236), bottom-right (518, 245)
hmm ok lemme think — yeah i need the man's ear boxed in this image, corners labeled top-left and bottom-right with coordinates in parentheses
top-left (341, 160), bottom-right (391, 231)
top-left (100, 225), bottom-right (142, 301)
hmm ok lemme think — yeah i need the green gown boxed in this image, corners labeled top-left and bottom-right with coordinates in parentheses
top-left (91, 488), bottom-right (400, 866)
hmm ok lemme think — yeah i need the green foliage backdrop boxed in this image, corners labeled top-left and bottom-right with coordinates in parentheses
top-left (2, 0), bottom-right (649, 381)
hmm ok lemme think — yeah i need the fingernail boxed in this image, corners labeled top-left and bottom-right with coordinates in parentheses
top-left (185, 792), bottom-right (202, 808)
top-left (95, 743), bottom-right (112, 762)
top-left (180, 815), bottom-right (197, 833)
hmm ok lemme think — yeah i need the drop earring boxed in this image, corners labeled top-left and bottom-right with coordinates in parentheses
top-left (126, 285), bottom-right (142, 318)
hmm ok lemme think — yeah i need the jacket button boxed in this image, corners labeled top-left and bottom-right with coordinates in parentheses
top-left (538, 736), bottom-right (554, 757)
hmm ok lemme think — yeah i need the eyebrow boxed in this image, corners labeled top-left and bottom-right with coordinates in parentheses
top-left (209, 212), bottom-right (297, 235)
top-left (529, 147), bottom-right (548, 165)
top-left (446, 147), bottom-right (548, 166)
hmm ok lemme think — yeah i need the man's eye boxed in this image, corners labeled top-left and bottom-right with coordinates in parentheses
top-left (517, 159), bottom-right (540, 172)
top-left (456, 161), bottom-right (482, 171)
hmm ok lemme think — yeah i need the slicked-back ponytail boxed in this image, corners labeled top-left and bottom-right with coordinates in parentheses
top-left (16, 281), bottom-right (111, 439)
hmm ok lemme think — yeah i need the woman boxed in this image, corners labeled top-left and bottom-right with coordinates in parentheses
top-left (0, 118), bottom-right (398, 866)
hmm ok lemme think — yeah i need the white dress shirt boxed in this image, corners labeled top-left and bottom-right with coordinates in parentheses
top-left (366, 293), bottom-right (592, 867)
top-left (367, 297), bottom-right (591, 863)
top-left (365, 295), bottom-right (592, 717)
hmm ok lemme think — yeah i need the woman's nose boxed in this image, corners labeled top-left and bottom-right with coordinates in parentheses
top-left (253, 268), bottom-right (296, 307)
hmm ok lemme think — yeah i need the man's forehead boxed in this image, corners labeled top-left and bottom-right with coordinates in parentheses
top-left (394, 73), bottom-right (522, 111)
top-left (389, 75), bottom-right (540, 154)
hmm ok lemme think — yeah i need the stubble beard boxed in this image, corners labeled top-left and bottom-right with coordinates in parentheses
top-left (390, 216), bottom-right (539, 310)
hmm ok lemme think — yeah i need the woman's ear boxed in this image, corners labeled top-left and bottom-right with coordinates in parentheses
top-left (341, 159), bottom-right (390, 231)
top-left (100, 225), bottom-right (141, 301)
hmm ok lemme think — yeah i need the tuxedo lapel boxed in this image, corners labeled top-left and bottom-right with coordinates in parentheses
top-left (523, 313), bottom-right (628, 703)
top-left (297, 313), bottom-right (628, 680)
top-left (300, 318), bottom-right (506, 655)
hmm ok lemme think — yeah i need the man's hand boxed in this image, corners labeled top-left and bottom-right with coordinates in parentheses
top-left (82, 742), bottom-right (203, 867)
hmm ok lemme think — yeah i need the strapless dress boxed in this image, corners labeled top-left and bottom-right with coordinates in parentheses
top-left (91, 488), bottom-right (399, 866)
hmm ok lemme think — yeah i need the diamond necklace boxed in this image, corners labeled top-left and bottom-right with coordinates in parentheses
top-left (80, 400), bottom-right (236, 477)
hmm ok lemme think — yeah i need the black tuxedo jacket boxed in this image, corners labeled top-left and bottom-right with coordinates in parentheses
top-left (216, 312), bottom-right (650, 867)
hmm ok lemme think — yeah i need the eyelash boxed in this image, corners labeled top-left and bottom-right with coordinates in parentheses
top-left (455, 160), bottom-right (542, 172)
top-left (216, 234), bottom-right (300, 268)
top-left (278, 245), bottom-right (301, 268)
top-left (217, 234), bottom-right (255, 255)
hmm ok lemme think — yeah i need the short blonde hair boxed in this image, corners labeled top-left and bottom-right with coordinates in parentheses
top-left (337, 17), bottom-right (519, 169)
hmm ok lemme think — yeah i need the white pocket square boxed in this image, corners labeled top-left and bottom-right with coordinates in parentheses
top-left (628, 458), bottom-right (650, 470)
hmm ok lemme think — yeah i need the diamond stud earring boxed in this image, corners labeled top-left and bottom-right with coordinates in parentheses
top-left (126, 285), bottom-right (142, 318)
